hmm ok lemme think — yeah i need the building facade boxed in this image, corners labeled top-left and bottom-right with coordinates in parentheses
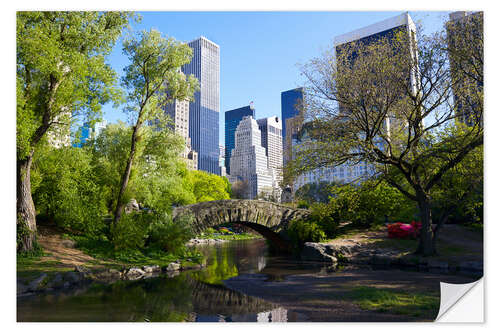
top-left (229, 116), bottom-right (275, 199)
top-left (165, 99), bottom-right (198, 170)
top-left (257, 116), bottom-right (283, 195)
top-left (446, 11), bottom-right (483, 127)
top-left (281, 88), bottom-right (304, 165)
top-left (72, 119), bottom-right (107, 148)
top-left (224, 104), bottom-right (256, 175)
top-left (182, 36), bottom-right (220, 174)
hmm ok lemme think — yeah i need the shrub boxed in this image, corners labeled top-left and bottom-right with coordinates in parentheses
top-left (147, 213), bottom-right (194, 254)
top-left (287, 219), bottom-right (326, 250)
top-left (204, 227), bottom-right (217, 235)
top-left (32, 146), bottom-right (107, 236)
top-left (111, 212), bottom-right (149, 250)
top-left (308, 202), bottom-right (340, 238)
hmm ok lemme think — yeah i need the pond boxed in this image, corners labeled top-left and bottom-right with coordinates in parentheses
top-left (17, 239), bottom-right (325, 322)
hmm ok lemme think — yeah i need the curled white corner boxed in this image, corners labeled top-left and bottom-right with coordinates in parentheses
top-left (435, 278), bottom-right (483, 322)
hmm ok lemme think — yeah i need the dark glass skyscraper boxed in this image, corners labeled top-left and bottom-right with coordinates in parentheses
top-left (281, 88), bottom-right (304, 146)
top-left (224, 105), bottom-right (255, 175)
top-left (182, 36), bottom-right (220, 174)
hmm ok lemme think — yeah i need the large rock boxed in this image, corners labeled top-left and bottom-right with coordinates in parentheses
top-left (166, 263), bottom-right (181, 271)
top-left (143, 265), bottom-right (160, 273)
top-left (27, 273), bottom-right (48, 292)
top-left (125, 267), bottom-right (146, 280)
top-left (125, 199), bottom-right (140, 213)
top-left (301, 243), bottom-right (338, 263)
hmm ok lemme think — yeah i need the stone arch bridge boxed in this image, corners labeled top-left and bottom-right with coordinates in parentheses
top-left (173, 200), bottom-right (311, 252)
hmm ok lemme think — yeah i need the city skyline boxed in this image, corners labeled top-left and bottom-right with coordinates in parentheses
top-left (96, 11), bottom-right (449, 146)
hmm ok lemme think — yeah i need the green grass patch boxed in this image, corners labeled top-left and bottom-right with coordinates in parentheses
top-left (345, 286), bottom-right (439, 317)
top-left (70, 235), bottom-right (202, 268)
top-left (16, 257), bottom-right (72, 280)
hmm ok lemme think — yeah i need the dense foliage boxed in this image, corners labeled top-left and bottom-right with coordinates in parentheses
top-left (16, 11), bottom-right (134, 252)
top-left (31, 121), bottom-right (231, 258)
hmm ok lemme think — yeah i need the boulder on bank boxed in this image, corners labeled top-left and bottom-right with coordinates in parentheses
top-left (301, 243), bottom-right (338, 263)
top-left (125, 267), bottom-right (146, 280)
top-left (166, 262), bottom-right (181, 271)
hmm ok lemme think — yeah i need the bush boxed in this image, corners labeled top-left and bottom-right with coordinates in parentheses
top-left (110, 213), bottom-right (149, 250)
top-left (287, 219), bottom-right (326, 250)
top-left (32, 146), bottom-right (107, 235)
top-left (329, 180), bottom-right (416, 226)
top-left (308, 203), bottom-right (340, 238)
top-left (147, 213), bottom-right (194, 254)
top-left (204, 227), bottom-right (217, 235)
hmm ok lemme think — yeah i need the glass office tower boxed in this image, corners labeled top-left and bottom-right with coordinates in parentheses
top-left (224, 105), bottom-right (255, 175)
top-left (281, 88), bottom-right (304, 166)
top-left (182, 36), bottom-right (220, 174)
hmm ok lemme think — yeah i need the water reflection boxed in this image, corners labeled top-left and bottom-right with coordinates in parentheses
top-left (17, 239), bottom-right (310, 322)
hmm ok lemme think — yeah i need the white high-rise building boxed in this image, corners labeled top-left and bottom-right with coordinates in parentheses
top-left (257, 116), bottom-right (283, 197)
top-left (165, 99), bottom-right (198, 170)
top-left (229, 116), bottom-right (275, 199)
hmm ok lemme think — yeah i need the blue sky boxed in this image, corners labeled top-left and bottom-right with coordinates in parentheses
top-left (100, 11), bottom-right (450, 146)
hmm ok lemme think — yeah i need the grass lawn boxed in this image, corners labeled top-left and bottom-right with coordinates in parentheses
top-left (344, 286), bottom-right (440, 318)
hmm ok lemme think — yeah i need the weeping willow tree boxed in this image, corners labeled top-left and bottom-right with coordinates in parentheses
top-left (286, 14), bottom-right (483, 256)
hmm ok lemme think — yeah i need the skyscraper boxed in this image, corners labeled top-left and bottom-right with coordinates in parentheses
top-left (224, 105), bottom-right (255, 175)
top-left (182, 36), bottom-right (220, 174)
top-left (256, 116), bottom-right (283, 171)
top-left (229, 116), bottom-right (275, 199)
top-left (281, 88), bottom-right (304, 165)
top-left (446, 11), bottom-right (483, 126)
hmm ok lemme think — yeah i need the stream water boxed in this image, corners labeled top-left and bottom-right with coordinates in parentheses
top-left (17, 239), bottom-right (326, 322)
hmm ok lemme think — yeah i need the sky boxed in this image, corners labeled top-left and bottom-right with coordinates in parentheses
top-left (100, 11), bottom-right (450, 146)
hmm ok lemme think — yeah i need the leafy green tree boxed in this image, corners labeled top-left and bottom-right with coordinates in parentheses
top-left (32, 146), bottom-right (107, 235)
top-left (295, 181), bottom-right (337, 204)
top-left (16, 11), bottom-right (133, 252)
top-left (113, 29), bottom-right (199, 228)
top-left (90, 121), bottom-right (194, 215)
top-left (186, 170), bottom-right (231, 203)
top-left (288, 18), bottom-right (482, 255)
top-left (328, 180), bottom-right (416, 226)
top-left (431, 145), bottom-right (483, 228)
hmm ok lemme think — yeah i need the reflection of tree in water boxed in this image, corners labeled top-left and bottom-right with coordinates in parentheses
top-left (195, 240), bottom-right (268, 285)
top-left (17, 271), bottom-right (283, 322)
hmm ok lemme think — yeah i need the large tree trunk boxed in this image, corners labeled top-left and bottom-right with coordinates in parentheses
top-left (415, 196), bottom-right (437, 256)
top-left (112, 125), bottom-right (140, 229)
top-left (17, 153), bottom-right (37, 253)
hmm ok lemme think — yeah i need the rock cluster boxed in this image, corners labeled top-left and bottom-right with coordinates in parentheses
top-left (17, 261), bottom-right (196, 297)
top-left (300, 242), bottom-right (483, 277)
top-left (186, 238), bottom-right (227, 246)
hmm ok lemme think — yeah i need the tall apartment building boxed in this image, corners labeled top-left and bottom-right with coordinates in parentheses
top-left (229, 116), bottom-right (275, 199)
top-left (224, 104), bottom-right (256, 175)
top-left (182, 36), bottom-right (220, 174)
top-left (281, 88), bottom-right (304, 165)
top-left (257, 116), bottom-right (283, 192)
top-left (165, 99), bottom-right (198, 170)
top-left (446, 11), bottom-right (483, 126)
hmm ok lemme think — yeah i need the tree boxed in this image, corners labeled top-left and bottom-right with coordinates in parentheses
top-left (16, 12), bottom-right (133, 252)
top-left (186, 170), bottom-right (231, 203)
top-left (288, 18), bottom-right (483, 256)
top-left (113, 29), bottom-right (199, 228)
top-left (231, 180), bottom-right (249, 199)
